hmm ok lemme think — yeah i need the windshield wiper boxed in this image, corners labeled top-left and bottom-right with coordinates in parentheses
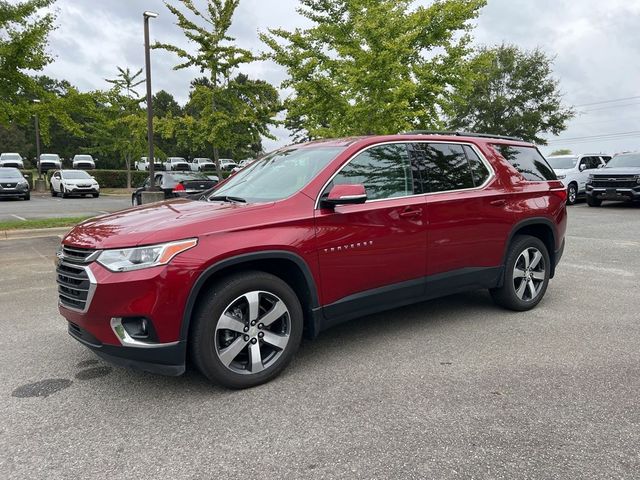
top-left (208, 195), bottom-right (247, 203)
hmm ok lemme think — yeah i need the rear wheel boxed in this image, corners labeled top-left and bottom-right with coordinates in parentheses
top-left (566, 183), bottom-right (578, 205)
top-left (587, 195), bottom-right (601, 207)
top-left (50, 186), bottom-right (57, 197)
top-left (490, 235), bottom-right (550, 311)
top-left (190, 271), bottom-right (303, 389)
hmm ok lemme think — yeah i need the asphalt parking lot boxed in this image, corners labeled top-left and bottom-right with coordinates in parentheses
top-left (1, 202), bottom-right (639, 479)
top-left (0, 194), bottom-right (131, 221)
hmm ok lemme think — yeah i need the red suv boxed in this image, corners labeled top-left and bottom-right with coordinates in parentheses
top-left (57, 133), bottom-right (567, 388)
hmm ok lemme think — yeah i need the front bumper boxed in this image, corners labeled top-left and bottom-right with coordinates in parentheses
top-left (0, 186), bottom-right (29, 197)
top-left (58, 258), bottom-right (200, 376)
top-left (64, 186), bottom-right (99, 194)
top-left (586, 185), bottom-right (640, 201)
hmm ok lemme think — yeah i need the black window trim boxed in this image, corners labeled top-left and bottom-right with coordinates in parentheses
top-left (315, 140), bottom-right (496, 209)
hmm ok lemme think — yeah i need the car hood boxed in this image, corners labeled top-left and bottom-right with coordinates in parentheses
top-left (63, 178), bottom-right (97, 184)
top-left (593, 167), bottom-right (640, 176)
top-left (552, 168), bottom-right (573, 175)
top-left (63, 198), bottom-right (274, 249)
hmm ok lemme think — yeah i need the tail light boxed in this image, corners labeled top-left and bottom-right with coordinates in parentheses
top-left (552, 187), bottom-right (567, 202)
top-left (173, 182), bottom-right (185, 193)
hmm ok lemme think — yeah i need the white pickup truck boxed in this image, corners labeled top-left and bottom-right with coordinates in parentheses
top-left (164, 157), bottom-right (191, 171)
top-left (38, 153), bottom-right (62, 172)
top-left (190, 157), bottom-right (216, 172)
top-left (135, 157), bottom-right (166, 171)
top-left (546, 154), bottom-right (611, 205)
top-left (0, 153), bottom-right (25, 169)
top-left (71, 154), bottom-right (96, 169)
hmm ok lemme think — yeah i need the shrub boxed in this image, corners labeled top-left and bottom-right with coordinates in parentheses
top-left (91, 170), bottom-right (149, 188)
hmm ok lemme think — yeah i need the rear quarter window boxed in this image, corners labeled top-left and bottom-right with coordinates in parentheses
top-left (494, 145), bottom-right (556, 182)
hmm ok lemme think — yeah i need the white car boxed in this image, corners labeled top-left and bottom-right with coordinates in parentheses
top-left (165, 157), bottom-right (191, 171)
top-left (71, 154), bottom-right (96, 170)
top-left (0, 152), bottom-right (25, 169)
top-left (190, 157), bottom-right (216, 172)
top-left (546, 154), bottom-right (611, 205)
top-left (231, 158), bottom-right (255, 172)
top-left (135, 157), bottom-right (166, 171)
top-left (50, 169), bottom-right (100, 198)
top-left (219, 158), bottom-right (238, 171)
top-left (38, 153), bottom-right (62, 172)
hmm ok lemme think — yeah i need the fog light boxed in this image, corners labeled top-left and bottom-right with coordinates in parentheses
top-left (121, 317), bottom-right (155, 340)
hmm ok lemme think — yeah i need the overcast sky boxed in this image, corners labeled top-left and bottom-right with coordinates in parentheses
top-left (39, 0), bottom-right (640, 155)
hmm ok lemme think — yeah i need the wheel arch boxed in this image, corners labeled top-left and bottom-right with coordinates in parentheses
top-left (501, 218), bottom-right (558, 282)
top-left (181, 251), bottom-right (321, 344)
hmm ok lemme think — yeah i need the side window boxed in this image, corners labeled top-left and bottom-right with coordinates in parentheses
top-left (601, 156), bottom-right (611, 164)
top-left (579, 157), bottom-right (589, 169)
top-left (413, 143), bottom-right (475, 192)
top-left (494, 145), bottom-right (556, 181)
top-left (332, 143), bottom-right (414, 201)
top-left (588, 157), bottom-right (601, 169)
top-left (463, 145), bottom-right (491, 186)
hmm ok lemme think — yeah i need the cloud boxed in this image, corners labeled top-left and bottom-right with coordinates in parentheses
top-left (41, 0), bottom-right (640, 154)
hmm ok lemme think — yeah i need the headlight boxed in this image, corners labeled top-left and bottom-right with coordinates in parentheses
top-left (97, 238), bottom-right (197, 272)
top-left (556, 174), bottom-right (566, 179)
top-left (635, 175), bottom-right (640, 184)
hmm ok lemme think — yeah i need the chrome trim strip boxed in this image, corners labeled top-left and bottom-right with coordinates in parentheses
top-left (314, 140), bottom-right (496, 209)
top-left (110, 318), bottom-right (180, 349)
top-left (57, 261), bottom-right (97, 313)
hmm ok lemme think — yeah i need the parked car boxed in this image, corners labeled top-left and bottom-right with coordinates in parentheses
top-left (164, 157), bottom-right (191, 171)
top-left (585, 152), bottom-right (640, 206)
top-left (57, 132), bottom-right (566, 389)
top-left (219, 158), bottom-right (238, 171)
top-left (38, 153), bottom-right (62, 172)
top-left (50, 169), bottom-right (100, 198)
top-left (135, 157), bottom-right (166, 171)
top-left (546, 154), bottom-right (610, 205)
top-left (190, 157), bottom-right (216, 172)
top-left (0, 167), bottom-right (30, 200)
top-left (71, 154), bottom-right (96, 170)
top-left (131, 171), bottom-right (219, 206)
top-left (0, 152), bottom-right (25, 169)
top-left (231, 158), bottom-right (254, 173)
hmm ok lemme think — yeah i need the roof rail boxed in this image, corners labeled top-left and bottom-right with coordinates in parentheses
top-left (401, 130), bottom-right (524, 142)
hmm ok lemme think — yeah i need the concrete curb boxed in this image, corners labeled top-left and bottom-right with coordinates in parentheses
top-left (0, 226), bottom-right (71, 241)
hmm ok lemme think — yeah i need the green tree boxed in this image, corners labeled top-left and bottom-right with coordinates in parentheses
top-left (446, 44), bottom-right (575, 144)
top-left (0, 0), bottom-right (56, 124)
top-left (261, 0), bottom-right (485, 139)
top-left (105, 67), bottom-right (145, 99)
top-left (154, 0), bottom-right (278, 174)
top-left (550, 148), bottom-right (572, 156)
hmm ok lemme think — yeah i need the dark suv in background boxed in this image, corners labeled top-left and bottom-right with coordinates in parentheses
top-left (57, 132), bottom-right (566, 389)
top-left (586, 152), bottom-right (640, 206)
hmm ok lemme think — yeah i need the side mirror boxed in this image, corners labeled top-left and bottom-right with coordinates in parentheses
top-left (579, 164), bottom-right (587, 172)
top-left (321, 184), bottom-right (367, 208)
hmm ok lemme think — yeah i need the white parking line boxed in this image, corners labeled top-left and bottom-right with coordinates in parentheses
top-left (10, 214), bottom-right (26, 221)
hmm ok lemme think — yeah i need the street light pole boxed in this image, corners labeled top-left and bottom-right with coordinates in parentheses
top-left (143, 11), bottom-right (158, 193)
top-left (33, 99), bottom-right (41, 180)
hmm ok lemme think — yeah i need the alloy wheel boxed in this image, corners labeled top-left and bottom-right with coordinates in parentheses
top-left (568, 185), bottom-right (577, 204)
top-left (513, 247), bottom-right (546, 301)
top-left (215, 290), bottom-right (290, 375)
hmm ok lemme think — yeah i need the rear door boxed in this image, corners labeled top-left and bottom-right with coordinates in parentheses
top-left (315, 142), bottom-right (427, 319)
top-left (412, 142), bottom-right (512, 286)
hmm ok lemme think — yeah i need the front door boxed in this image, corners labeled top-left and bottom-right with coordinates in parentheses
top-left (314, 143), bottom-right (427, 322)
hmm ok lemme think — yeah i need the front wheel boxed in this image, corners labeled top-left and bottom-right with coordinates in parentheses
top-left (587, 195), bottom-right (602, 207)
top-left (566, 184), bottom-right (578, 205)
top-left (92, 192), bottom-right (99, 198)
top-left (23, 193), bottom-right (30, 201)
top-left (61, 186), bottom-right (68, 198)
top-left (132, 195), bottom-right (139, 206)
top-left (490, 235), bottom-right (550, 311)
top-left (190, 271), bottom-right (303, 389)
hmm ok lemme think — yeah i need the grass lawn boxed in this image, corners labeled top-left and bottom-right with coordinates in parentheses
top-left (0, 216), bottom-right (91, 231)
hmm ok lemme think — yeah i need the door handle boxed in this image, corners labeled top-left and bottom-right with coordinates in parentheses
top-left (399, 208), bottom-right (422, 218)
top-left (489, 199), bottom-right (506, 207)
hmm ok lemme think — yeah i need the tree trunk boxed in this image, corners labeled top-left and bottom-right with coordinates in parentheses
top-left (125, 153), bottom-right (131, 189)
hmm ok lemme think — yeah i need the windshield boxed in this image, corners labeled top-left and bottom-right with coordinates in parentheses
top-left (605, 153), bottom-right (640, 168)
top-left (63, 171), bottom-right (92, 179)
top-left (1, 153), bottom-right (21, 160)
top-left (547, 156), bottom-right (577, 169)
top-left (208, 147), bottom-right (345, 202)
top-left (74, 155), bottom-right (93, 160)
top-left (168, 172), bottom-right (211, 181)
top-left (41, 154), bottom-right (60, 161)
top-left (169, 157), bottom-right (187, 162)
top-left (0, 168), bottom-right (22, 178)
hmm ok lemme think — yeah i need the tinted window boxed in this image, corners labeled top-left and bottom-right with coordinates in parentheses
top-left (587, 156), bottom-right (601, 169)
top-left (333, 144), bottom-right (414, 200)
top-left (495, 145), bottom-right (556, 181)
top-left (411, 143), bottom-right (475, 192)
top-left (463, 145), bottom-right (491, 186)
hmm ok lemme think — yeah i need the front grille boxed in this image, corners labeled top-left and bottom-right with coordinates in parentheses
top-left (62, 245), bottom-right (97, 263)
top-left (2, 182), bottom-right (17, 188)
top-left (57, 261), bottom-right (94, 312)
top-left (592, 176), bottom-right (638, 188)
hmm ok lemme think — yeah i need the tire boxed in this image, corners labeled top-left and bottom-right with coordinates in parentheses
top-left (132, 195), bottom-right (139, 206)
top-left (190, 271), bottom-right (303, 389)
top-left (61, 186), bottom-right (68, 198)
top-left (490, 235), bottom-right (550, 311)
top-left (566, 183), bottom-right (578, 205)
top-left (92, 193), bottom-right (99, 198)
top-left (587, 195), bottom-right (602, 207)
top-left (51, 187), bottom-right (57, 197)
top-left (23, 193), bottom-right (30, 201)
